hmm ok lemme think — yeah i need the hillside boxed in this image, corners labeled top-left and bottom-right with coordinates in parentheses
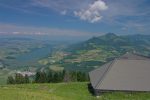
top-left (40, 33), bottom-right (150, 72)
top-left (1, 33), bottom-right (150, 84)
top-left (0, 82), bottom-right (150, 100)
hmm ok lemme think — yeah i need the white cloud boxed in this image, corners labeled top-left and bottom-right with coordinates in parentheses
top-left (74, 0), bottom-right (108, 23)
top-left (61, 10), bottom-right (67, 15)
top-left (12, 32), bottom-right (21, 34)
top-left (31, 0), bottom-right (92, 11)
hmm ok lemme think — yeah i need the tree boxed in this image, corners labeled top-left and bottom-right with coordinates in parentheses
top-left (77, 72), bottom-right (88, 82)
top-left (24, 75), bottom-right (30, 83)
top-left (35, 72), bottom-right (40, 83)
top-left (70, 71), bottom-right (77, 82)
top-left (53, 73), bottom-right (59, 82)
top-left (33, 70), bottom-right (89, 83)
top-left (63, 70), bottom-right (71, 82)
top-left (15, 73), bottom-right (25, 84)
top-left (7, 76), bottom-right (15, 84)
top-left (47, 70), bottom-right (53, 83)
top-left (35, 71), bottom-right (47, 83)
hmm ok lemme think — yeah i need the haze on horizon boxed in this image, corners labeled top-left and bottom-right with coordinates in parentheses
top-left (0, 0), bottom-right (150, 40)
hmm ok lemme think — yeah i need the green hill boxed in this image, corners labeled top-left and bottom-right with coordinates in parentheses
top-left (0, 82), bottom-right (150, 100)
top-left (42, 33), bottom-right (150, 72)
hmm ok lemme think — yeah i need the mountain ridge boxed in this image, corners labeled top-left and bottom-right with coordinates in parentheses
top-left (48, 33), bottom-right (150, 72)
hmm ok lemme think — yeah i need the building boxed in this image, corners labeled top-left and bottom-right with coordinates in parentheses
top-left (16, 71), bottom-right (36, 77)
top-left (89, 53), bottom-right (150, 95)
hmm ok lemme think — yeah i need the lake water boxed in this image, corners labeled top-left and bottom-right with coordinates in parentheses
top-left (16, 46), bottom-right (52, 63)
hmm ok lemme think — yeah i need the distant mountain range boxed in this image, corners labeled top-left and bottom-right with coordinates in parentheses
top-left (1, 33), bottom-right (150, 72)
top-left (68, 33), bottom-right (150, 56)
top-left (48, 33), bottom-right (150, 72)
top-left (1, 33), bottom-right (150, 84)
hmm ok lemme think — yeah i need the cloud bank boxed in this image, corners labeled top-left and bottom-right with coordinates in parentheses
top-left (74, 0), bottom-right (108, 23)
top-left (0, 23), bottom-right (102, 38)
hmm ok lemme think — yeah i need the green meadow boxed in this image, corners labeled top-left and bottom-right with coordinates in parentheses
top-left (0, 82), bottom-right (150, 100)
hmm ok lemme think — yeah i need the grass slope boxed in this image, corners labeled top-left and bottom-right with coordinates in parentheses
top-left (0, 82), bottom-right (150, 100)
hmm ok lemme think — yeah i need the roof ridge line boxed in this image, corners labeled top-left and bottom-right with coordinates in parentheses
top-left (135, 53), bottom-right (150, 59)
top-left (95, 60), bottom-right (116, 89)
top-left (119, 52), bottom-right (150, 60)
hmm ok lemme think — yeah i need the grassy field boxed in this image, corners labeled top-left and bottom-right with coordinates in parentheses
top-left (0, 82), bottom-right (150, 100)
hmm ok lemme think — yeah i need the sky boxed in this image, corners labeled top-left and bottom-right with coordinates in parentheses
top-left (0, 0), bottom-right (150, 39)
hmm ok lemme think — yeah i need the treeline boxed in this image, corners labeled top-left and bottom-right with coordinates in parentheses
top-left (7, 70), bottom-right (89, 84)
top-left (7, 74), bottom-right (30, 84)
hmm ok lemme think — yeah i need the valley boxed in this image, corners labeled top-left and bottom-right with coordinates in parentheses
top-left (1, 33), bottom-right (150, 85)
top-left (39, 33), bottom-right (150, 72)
top-left (0, 36), bottom-right (66, 84)
top-left (1, 0), bottom-right (150, 99)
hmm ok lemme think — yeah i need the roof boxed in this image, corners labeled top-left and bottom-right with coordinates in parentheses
top-left (89, 53), bottom-right (150, 91)
top-left (118, 52), bottom-right (150, 60)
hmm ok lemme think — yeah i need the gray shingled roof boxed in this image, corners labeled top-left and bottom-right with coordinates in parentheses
top-left (89, 53), bottom-right (150, 91)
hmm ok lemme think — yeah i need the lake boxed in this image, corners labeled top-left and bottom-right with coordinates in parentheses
top-left (15, 46), bottom-right (52, 65)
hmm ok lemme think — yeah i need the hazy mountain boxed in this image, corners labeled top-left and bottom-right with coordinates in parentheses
top-left (47, 33), bottom-right (150, 72)
top-left (68, 33), bottom-right (150, 56)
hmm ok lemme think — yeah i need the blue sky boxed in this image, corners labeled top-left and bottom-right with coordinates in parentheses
top-left (0, 0), bottom-right (149, 38)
